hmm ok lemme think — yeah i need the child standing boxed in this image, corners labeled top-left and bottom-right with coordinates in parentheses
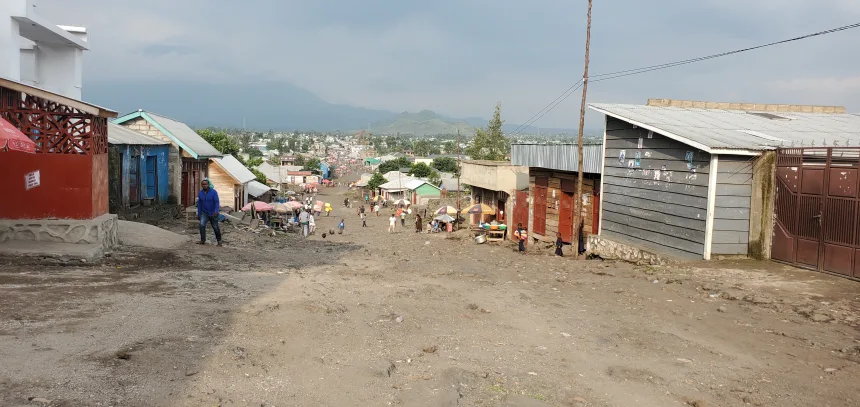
top-left (514, 223), bottom-right (527, 255)
top-left (360, 212), bottom-right (367, 227)
top-left (555, 232), bottom-right (565, 257)
top-left (388, 214), bottom-right (396, 233)
top-left (338, 219), bottom-right (345, 234)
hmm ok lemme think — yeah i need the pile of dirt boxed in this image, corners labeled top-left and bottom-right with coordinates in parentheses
top-left (117, 220), bottom-right (189, 249)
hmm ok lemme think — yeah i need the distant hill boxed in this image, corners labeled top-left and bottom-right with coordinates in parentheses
top-left (82, 77), bottom-right (581, 134)
top-left (83, 79), bottom-right (399, 131)
top-left (368, 110), bottom-right (476, 135)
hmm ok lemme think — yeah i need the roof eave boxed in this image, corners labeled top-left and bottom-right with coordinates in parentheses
top-left (588, 104), bottom-right (714, 154)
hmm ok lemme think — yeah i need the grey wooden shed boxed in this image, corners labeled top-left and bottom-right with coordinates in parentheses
top-left (588, 99), bottom-right (860, 260)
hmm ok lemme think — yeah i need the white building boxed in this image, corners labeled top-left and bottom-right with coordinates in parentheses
top-left (1, 0), bottom-right (88, 99)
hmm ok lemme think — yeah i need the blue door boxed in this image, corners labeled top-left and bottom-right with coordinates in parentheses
top-left (145, 156), bottom-right (157, 199)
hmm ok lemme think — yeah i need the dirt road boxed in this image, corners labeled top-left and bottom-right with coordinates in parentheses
top-left (2, 186), bottom-right (859, 407)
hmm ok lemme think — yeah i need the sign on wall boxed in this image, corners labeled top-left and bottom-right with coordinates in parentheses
top-left (25, 170), bottom-right (41, 190)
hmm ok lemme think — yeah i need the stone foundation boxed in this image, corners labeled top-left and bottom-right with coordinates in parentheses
top-left (587, 235), bottom-right (676, 266)
top-left (0, 213), bottom-right (119, 251)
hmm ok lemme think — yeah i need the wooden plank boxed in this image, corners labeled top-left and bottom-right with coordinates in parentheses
top-left (713, 206), bottom-right (751, 220)
top-left (713, 218), bottom-right (750, 232)
top-left (605, 137), bottom-right (707, 150)
top-left (603, 167), bottom-right (710, 187)
top-left (601, 221), bottom-right (704, 257)
top-left (713, 195), bottom-right (751, 208)
top-left (712, 230), bottom-right (749, 244)
top-left (711, 243), bottom-right (749, 255)
top-left (604, 158), bottom-right (711, 174)
top-left (606, 117), bottom-right (641, 132)
top-left (603, 185), bottom-right (707, 209)
top-left (603, 175), bottom-right (709, 198)
top-left (603, 201), bottom-right (706, 231)
top-left (715, 184), bottom-right (752, 197)
top-left (605, 148), bottom-right (710, 163)
top-left (602, 210), bottom-right (706, 242)
top-left (717, 171), bottom-right (753, 185)
top-left (604, 192), bottom-right (707, 219)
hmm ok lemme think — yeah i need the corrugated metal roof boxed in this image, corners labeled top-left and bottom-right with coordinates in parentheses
top-left (404, 179), bottom-right (439, 191)
top-left (589, 103), bottom-right (860, 153)
top-left (211, 155), bottom-right (256, 184)
top-left (380, 176), bottom-right (423, 191)
top-left (146, 112), bottom-right (222, 158)
top-left (510, 144), bottom-right (603, 174)
top-left (107, 122), bottom-right (168, 145)
top-left (439, 178), bottom-right (464, 191)
top-left (246, 180), bottom-right (271, 197)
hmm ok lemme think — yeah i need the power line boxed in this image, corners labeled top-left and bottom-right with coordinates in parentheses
top-left (513, 22), bottom-right (860, 131)
top-left (590, 22), bottom-right (860, 81)
top-left (507, 79), bottom-right (583, 136)
top-left (510, 82), bottom-right (583, 137)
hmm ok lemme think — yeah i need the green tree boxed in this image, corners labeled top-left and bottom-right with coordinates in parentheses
top-left (465, 103), bottom-right (509, 160)
top-left (266, 137), bottom-right (287, 154)
top-left (303, 157), bottom-right (322, 174)
top-left (431, 157), bottom-right (459, 174)
top-left (246, 156), bottom-right (264, 167)
top-left (250, 168), bottom-right (267, 184)
top-left (408, 162), bottom-right (434, 178)
top-left (238, 133), bottom-right (253, 151)
top-left (197, 129), bottom-right (240, 157)
top-left (247, 148), bottom-right (263, 158)
top-left (428, 170), bottom-right (441, 186)
top-left (442, 141), bottom-right (457, 154)
top-left (378, 157), bottom-right (412, 174)
top-left (367, 173), bottom-right (387, 190)
top-left (412, 140), bottom-right (432, 157)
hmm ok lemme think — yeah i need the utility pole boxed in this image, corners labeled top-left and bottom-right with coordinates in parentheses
top-left (573, 0), bottom-right (593, 259)
top-left (456, 129), bottom-right (462, 231)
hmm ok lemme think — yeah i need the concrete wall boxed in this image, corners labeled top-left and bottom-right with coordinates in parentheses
top-left (601, 117), bottom-right (711, 260)
top-left (120, 117), bottom-right (182, 203)
top-left (35, 41), bottom-right (83, 99)
top-left (0, 152), bottom-right (108, 220)
top-left (587, 235), bottom-right (674, 266)
top-left (0, 213), bottom-right (119, 250)
top-left (712, 156), bottom-right (754, 255)
top-left (460, 161), bottom-right (529, 192)
top-left (748, 152), bottom-right (776, 260)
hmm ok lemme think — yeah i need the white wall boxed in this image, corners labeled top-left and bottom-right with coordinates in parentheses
top-left (1, 0), bottom-right (86, 99)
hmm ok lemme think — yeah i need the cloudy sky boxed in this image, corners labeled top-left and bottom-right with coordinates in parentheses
top-left (36, 0), bottom-right (860, 128)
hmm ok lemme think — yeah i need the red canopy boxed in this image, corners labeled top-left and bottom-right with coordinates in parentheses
top-left (0, 117), bottom-right (36, 154)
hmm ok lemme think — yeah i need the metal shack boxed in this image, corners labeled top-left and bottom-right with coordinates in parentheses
top-left (511, 143), bottom-right (603, 245)
top-left (589, 99), bottom-right (860, 276)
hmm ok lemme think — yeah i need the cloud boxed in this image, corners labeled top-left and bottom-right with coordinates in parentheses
top-left (30, 0), bottom-right (860, 128)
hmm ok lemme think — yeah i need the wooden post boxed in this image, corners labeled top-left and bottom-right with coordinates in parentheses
top-left (573, 0), bottom-right (593, 258)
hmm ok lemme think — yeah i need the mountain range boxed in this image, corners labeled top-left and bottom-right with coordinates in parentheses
top-left (82, 79), bottom-right (578, 135)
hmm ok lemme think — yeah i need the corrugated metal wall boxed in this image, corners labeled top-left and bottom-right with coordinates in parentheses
top-left (511, 144), bottom-right (603, 174)
top-left (713, 156), bottom-right (754, 255)
top-left (601, 117), bottom-right (711, 259)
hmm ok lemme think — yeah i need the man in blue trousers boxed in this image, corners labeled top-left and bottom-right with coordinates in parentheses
top-left (197, 179), bottom-right (222, 246)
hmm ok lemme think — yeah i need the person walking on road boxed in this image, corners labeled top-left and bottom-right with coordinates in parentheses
top-left (299, 209), bottom-right (311, 238)
top-left (338, 219), bottom-right (345, 234)
top-left (415, 214), bottom-right (423, 233)
top-left (399, 208), bottom-right (406, 227)
top-left (360, 211), bottom-right (367, 227)
top-left (514, 223), bottom-right (527, 255)
top-left (196, 179), bottom-right (222, 246)
top-left (375, 204), bottom-right (380, 216)
top-left (388, 213), bottom-right (397, 233)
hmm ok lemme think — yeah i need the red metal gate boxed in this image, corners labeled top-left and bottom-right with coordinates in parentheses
top-left (773, 148), bottom-right (860, 279)
top-left (512, 190), bottom-right (529, 242)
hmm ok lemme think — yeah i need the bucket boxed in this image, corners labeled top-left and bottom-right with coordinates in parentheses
top-left (474, 235), bottom-right (487, 244)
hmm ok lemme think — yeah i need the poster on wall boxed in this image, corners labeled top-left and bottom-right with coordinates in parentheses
top-left (25, 170), bottom-right (40, 191)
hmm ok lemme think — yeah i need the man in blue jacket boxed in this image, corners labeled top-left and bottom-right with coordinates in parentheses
top-left (197, 179), bottom-right (222, 246)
